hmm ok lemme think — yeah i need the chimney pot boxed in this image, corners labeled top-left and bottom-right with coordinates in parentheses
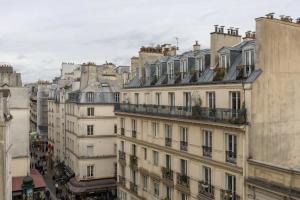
top-left (296, 18), bottom-right (300, 24)
top-left (220, 26), bottom-right (224, 33)
top-left (214, 25), bottom-right (219, 32)
top-left (235, 28), bottom-right (239, 36)
top-left (266, 12), bottom-right (275, 19)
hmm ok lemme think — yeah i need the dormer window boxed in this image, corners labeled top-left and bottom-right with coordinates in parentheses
top-left (168, 62), bottom-right (174, 78)
top-left (86, 92), bottom-right (94, 103)
top-left (244, 49), bottom-right (255, 76)
top-left (197, 57), bottom-right (204, 72)
top-left (156, 64), bottom-right (161, 78)
top-left (220, 54), bottom-right (228, 68)
top-left (181, 59), bottom-right (188, 75)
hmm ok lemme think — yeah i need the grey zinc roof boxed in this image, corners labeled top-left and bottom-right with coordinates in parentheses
top-left (245, 69), bottom-right (262, 83)
top-left (197, 68), bottom-right (214, 82)
top-left (223, 54), bottom-right (242, 81)
top-left (127, 76), bottom-right (142, 87)
top-left (156, 74), bottom-right (168, 85)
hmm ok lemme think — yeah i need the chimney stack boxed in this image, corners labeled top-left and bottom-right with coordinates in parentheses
top-left (210, 25), bottom-right (241, 67)
top-left (193, 41), bottom-right (201, 51)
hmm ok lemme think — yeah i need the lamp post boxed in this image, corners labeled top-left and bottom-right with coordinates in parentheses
top-left (22, 175), bottom-right (34, 200)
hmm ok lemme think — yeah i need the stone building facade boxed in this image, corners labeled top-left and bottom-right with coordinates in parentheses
top-left (115, 15), bottom-right (300, 200)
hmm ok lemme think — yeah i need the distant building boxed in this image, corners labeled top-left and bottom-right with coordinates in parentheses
top-left (0, 89), bottom-right (13, 200)
top-left (37, 80), bottom-right (50, 142)
top-left (0, 64), bottom-right (30, 179)
top-left (0, 63), bottom-right (22, 87)
top-left (48, 62), bottom-right (128, 199)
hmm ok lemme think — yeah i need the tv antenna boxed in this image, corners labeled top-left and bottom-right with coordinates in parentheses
top-left (175, 37), bottom-right (179, 50)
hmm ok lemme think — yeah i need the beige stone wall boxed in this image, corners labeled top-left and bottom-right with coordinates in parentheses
top-left (117, 82), bottom-right (249, 199)
top-left (121, 84), bottom-right (245, 108)
top-left (65, 103), bottom-right (117, 180)
top-left (11, 157), bottom-right (29, 177)
top-left (251, 18), bottom-right (300, 169)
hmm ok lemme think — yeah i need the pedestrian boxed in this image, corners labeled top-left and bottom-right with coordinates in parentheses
top-left (45, 189), bottom-right (50, 200)
top-left (55, 183), bottom-right (59, 196)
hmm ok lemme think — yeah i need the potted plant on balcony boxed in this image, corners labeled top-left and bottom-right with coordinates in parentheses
top-left (213, 67), bottom-right (225, 81)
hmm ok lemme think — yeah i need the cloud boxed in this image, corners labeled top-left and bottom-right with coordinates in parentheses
top-left (0, 0), bottom-right (298, 83)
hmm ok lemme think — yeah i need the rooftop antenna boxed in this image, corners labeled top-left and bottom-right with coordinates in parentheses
top-left (175, 37), bottom-right (179, 50)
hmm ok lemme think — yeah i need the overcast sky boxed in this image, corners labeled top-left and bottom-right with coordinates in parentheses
top-left (0, 0), bottom-right (298, 83)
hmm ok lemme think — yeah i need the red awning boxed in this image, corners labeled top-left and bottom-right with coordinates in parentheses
top-left (12, 169), bottom-right (46, 192)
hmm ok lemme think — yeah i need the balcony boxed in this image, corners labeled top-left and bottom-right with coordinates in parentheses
top-left (226, 151), bottom-right (237, 164)
top-left (161, 167), bottom-right (174, 181)
top-left (198, 181), bottom-right (214, 199)
top-left (165, 137), bottom-right (172, 147)
top-left (114, 104), bottom-right (246, 125)
top-left (130, 155), bottom-right (138, 170)
top-left (132, 130), bottom-right (137, 138)
top-left (220, 189), bottom-right (240, 200)
top-left (202, 146), bottom-right (212, 158)
top-left (177, 173), bottom-right (190, 189)
top-left (180, 141), bottom-right (188, 151)
top-left (130, 182), bottom-right (138, 194)
top-left (120, 128), bottom-right (125, 136)
top-left (118, 175), bottom-right (126, 187)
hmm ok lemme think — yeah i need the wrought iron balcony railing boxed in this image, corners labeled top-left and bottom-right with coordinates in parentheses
top-left (177, 173), bottom-right (190, 188)
top-left (161, 167), bottom-right (174, 181)
top-left (180, 141), bottom-right (188, 151)
top-left (114, 103), bottom-right (246, 125)
top-left (130, 182), bottom-right (138, 194)
top-left (118, 150), bottom-right (126, 160)
top-left (226, 151), bottom-right (237, 164)
top-left (220, 189), bottom-right (240, 200)
top-left (198, 181), bottom-right (214, 199)
top-left (132, 130), bottom-right (137, 138)
top-left (202, 146), bottom-right (212, 157)
top-left (165, 137), bottom-right (172, 147)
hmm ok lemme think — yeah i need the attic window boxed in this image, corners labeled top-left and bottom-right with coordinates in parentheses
top-left (220, 54), bottom-right (228, 68)
top-left (86, 92), bottom-right (94, 102)
top-left (168, 62), bottom-right (174, 78)
top-left (244, 50), bottom-right (254, 66)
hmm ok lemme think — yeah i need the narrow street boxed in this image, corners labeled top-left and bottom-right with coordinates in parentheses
top-left (30, 145), bottom-right (59, 200)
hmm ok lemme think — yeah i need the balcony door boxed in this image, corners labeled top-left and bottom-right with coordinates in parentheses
top-left (168, 92), bottom-right (175, 107)
top-left (155, 93), bottom-right (161, 106)
top-left (166, 154), bottom-right (171, 169)
top-left (207, 92), bottom-right (216, 118)
top-left (183, 92), bottom-right (191, 112)
top-left (120, 141), bottom-right (125, 152)
top-left (180, 159), bottom-right (187, 175)
top-left (230, 91), bottom-right (240, 117)
top-left (132, 144), bottom-right (136, 156)
top-left (202, 166), bottom-right (211, 185)
top-left (226, 173), bottom-right (236, 193)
